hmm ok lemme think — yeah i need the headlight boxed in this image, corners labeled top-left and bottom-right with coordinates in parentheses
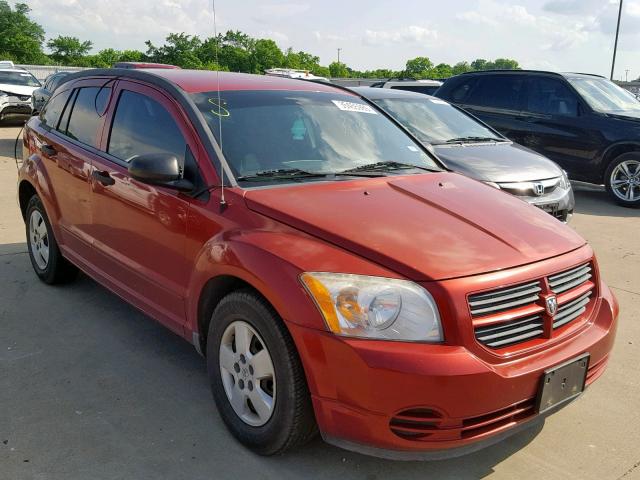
top-left (483, 181), bottom-right (501, 189)
top-left (559, 170), bottom-right (571, 190)
top-left (300, 272), bottom-right (443, 342)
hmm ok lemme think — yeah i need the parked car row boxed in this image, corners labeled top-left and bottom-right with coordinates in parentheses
top-left (435, 70), bottom-right (640, 207)
top-left (18, 67), bottom-right (618, 459)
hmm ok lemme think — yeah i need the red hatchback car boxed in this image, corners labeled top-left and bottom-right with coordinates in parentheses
top-left (18, 69), bottom-right (618, 459)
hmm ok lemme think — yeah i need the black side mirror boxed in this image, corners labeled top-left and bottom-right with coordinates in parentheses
top-left (129, 153), bottom-right (194, 192)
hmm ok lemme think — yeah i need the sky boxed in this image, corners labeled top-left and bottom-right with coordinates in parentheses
top-left (16, 0), bottom-right (640, 80)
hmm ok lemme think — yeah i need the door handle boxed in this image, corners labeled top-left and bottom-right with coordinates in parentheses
top-left (40, 144), bottom-right (56, 156)
top-left (92, 170), bottom-right (115, 186)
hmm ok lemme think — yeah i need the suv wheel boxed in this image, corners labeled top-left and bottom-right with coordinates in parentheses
top-left (207, 291), bottom-right (317, 455)
top-left (25, 195), bottom-right (78, 284)
top-left (605, 153), bottom-right (640, 207)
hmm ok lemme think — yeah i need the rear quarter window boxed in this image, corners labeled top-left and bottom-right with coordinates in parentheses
top-left (62, 87), bottom-right (111, 147)
top-left (40, 89), bottom-right (72, 130)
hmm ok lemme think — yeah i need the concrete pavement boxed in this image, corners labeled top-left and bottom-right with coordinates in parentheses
top-left (1, 123), bottom-right (639, 480)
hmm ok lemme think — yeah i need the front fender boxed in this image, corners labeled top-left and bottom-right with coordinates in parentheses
top-left (185, 230), bottom-right (400, 335)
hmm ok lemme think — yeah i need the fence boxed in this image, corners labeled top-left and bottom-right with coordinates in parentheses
top-left (16, 65), bottom-right (92, 82)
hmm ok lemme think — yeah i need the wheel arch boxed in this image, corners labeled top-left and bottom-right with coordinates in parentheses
top-left (18, 180), bottom-right (38, 221)
top-left (600, 141), bottom-right (640, 182)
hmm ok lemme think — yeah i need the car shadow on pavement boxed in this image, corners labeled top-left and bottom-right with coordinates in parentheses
top-left (2, 240), bottom-right (544, 480)
top-left (572, 183), bottom-right (639, 218)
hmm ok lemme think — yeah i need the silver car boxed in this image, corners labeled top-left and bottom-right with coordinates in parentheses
top-left (355, 87), bottom-right (575, 222)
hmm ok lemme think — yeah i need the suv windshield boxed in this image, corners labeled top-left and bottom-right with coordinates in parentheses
top-left (191, 90), bottom-right (440, 184)
top-left (372, 96), bottom-right (503, 145)
top-left (568, 77), bottom-right (640, 113)
top-left (0, 71), bottom-right (40, 87)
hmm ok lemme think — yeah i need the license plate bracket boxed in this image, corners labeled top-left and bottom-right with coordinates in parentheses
top-left (535, 202), bottom-right (560, 215)
top-left (536, 353), bottom-right (589, 414)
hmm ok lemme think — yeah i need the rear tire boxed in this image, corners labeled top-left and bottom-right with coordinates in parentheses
top-left (25, 195), bottom-right (78, 284)
top-left (605, 153), bottom-right (640, 207)
top-left (207, 290), bottom-right (317, 455)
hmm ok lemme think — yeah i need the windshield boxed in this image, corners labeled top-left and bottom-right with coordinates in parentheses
top-left (191, 90), bottom-right (440, 184)
top-left (0, 71), bottom-right (40, 87)
top-left (372, 96), bottom-right (503, 144)
top-left (568, 77), bottom-right (640, 113)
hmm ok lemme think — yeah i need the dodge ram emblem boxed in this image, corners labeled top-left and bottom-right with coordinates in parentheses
top-left (546, 296), bottom-right (558, 316)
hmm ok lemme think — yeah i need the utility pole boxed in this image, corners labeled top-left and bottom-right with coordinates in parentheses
top-left (337, 48), bottom-right (342, 65)
top-left (611, 0), bottom-right (623, 80)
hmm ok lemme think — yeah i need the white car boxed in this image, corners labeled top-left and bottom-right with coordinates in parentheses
top-left (0, 61), bottom-right (41, 122)
top-left (265, 68), bottom-right (330, 83)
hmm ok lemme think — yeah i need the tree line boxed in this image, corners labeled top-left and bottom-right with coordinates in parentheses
top-left (0, 2), bottom-right (520, 79)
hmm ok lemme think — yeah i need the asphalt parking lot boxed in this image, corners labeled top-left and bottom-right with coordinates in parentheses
top-left (1, 122), bottom-right (639, 480)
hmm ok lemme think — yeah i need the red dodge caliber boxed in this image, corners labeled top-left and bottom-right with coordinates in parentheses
top-left (18, 69), bottom-right (618, 459)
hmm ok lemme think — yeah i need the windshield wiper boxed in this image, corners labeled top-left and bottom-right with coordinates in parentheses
top-left (340, 161), bottom-right (439, 174)
top-left (441, 136), bottom-right (504, 144)
top-left (236, 168), bottom-right (386, 182)
top-left (236, 168), bottom-right (327, 181)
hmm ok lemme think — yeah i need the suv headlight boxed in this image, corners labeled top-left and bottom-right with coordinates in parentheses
top-left (300, 272), bottom-right (443, 342)
top-left (559, 170), bottom-right (571, 190)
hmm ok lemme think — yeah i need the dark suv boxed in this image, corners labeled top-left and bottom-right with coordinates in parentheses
top-left (436, 70), bottom-right (640, 207)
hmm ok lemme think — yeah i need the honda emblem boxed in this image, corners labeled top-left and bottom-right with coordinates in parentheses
top-left (546, 296), bottom-right (558, 316)
top-left (533, 183), bottom-right (544, 196)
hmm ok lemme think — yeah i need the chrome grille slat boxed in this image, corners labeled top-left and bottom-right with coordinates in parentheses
top-left (553, 293), bottom-right (592, 329)
top-left (469, 285), bottom-right (542, 307)
top-left (469, 281), bottom-right (541, 317)
top-left (484, 327), bottom-right (545, 348)
top-left (475, 315), bottom-right (544, 348)
top-left (548, 264), bottom-right (592, 293)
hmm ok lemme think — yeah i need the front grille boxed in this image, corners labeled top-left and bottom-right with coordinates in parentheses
top-left (475, 314), bottom-right (544, 348)
top-left (548, 263), bottom-right (592, 293)
top-left (470, 262), bottom-right (595, 350)
top-left (498, 178), bottom-right (560, 196)
top-left (389, 408), bottom-right (443, 440)
top-left (17, 94), bottom-right (30, 102)
top-left (468, 281), bottom-right (541, 317)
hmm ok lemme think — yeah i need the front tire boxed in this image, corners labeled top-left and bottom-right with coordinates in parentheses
top-left (605, 153), bottom-right (640, 207)
top-left (25, 195), bottom-right (78, 284)
top-left (207, 291), bottom-right (317, 455)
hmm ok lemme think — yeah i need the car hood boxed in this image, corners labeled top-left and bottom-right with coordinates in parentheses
top-left (433, 142), bottom-right (563, 183)
top-left (244, 172), bottom-right (585, 281)
top-left (0, 83), bottom-right (38, 96)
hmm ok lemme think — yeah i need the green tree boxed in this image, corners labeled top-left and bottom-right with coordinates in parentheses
top-left (47, 36), bottom-right (93, 64)
top-left (145, 33), bottom-right (203, 68)
top-left (0, 2), bottom-right (46, 63)
top-left (490, 58), bottom-right (520, 70)
top-left (329, 61), bottom-right (349, 78)
top-left (452, 61), bottom-right (471, 75)
top-left (404, 56), bottom-right (434, 78)
top-left (470, 58), bottom-right (489, 71)
top-left (251, 39), bottom-right (284, 73)
top-left (432, 63), bottom-right (453, 79)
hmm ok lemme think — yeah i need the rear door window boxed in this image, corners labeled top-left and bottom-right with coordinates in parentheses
top-left (526, 77), bottom-right (579, 116)
top-left (62, 87), bottom-right (111, 147)
top-left (447, 78), bottom-right (478, 103)
top-left (107, 90), bottom-right (186, 164)
top-left (466, 75), bottom-right (525, 111)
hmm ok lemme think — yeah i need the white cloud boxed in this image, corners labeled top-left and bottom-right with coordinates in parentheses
top-left (256, 3), bottom-right (310, 17)
top-left (455, 11), bottom-right (498, 26)
top-left (363, 26), bottom-right (438, 46)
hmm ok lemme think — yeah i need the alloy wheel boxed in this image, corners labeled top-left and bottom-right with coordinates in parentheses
top-left (610, 159), bottom-right (640, 202)
top-left (29, 210), bottom-right (49, 270)
top-left (219, 320), bottom-right (276, 427)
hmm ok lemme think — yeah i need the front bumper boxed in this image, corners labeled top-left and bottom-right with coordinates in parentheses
top-left (290, 280), bottom-right (617, 459)
top-left (516, 185), bottom-right (575, 223)
top-left (0, 97), bottom-right (32, 117)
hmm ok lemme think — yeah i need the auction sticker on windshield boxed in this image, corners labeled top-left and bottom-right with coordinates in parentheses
top-left (332, 100), bottom-right (378, 114)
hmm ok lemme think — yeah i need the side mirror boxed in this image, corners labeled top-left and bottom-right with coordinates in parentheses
top-left (129, 153), bottom-right (194, 192)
